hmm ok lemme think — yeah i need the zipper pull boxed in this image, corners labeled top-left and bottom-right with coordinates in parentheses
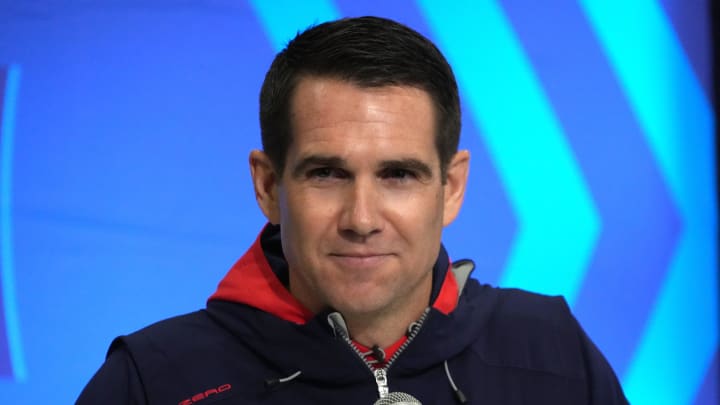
top-left (374, 368), bottom-right (389, 398)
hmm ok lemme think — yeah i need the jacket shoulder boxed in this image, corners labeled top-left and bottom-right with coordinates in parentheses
top-left (466, 284), bottom-right (588, 379)
top-left (110, 310), bottom-right (222, 358)
top-left (492, 287), bottom-right (573, 326)
top-left (463, 282), bottom-right (575, 328)
top-left (107, 310), bottom-right (249, 404)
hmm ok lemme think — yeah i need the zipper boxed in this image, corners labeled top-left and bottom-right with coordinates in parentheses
top-left (334, 308), bottom-right (431, 399)
top-left (374, 368), bottom-right (389, 398)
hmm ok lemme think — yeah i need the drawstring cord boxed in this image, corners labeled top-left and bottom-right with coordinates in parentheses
top-left (264, 370), bottom-right (302, 390)
top-left (406, 321), bottom-right (422, 336)
top-left (359, 345), bottom-right (387, 365)
top-left (359, 320), bottom-right (426, 366)
top-left (444, 361), bottom-right (467, 404)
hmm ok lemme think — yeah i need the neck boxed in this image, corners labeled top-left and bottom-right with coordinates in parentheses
top-left (345, 310), bottom-right (425, 349)
top-left (343, 281), bottom-right (431, 348)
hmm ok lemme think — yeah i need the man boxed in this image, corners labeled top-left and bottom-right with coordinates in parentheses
top-left (78, 16), bottom-right (628, 404)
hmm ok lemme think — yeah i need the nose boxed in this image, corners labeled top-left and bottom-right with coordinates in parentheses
top-left (338, 178), bottom-right (383, 239)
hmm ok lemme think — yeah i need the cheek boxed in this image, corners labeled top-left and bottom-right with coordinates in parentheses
top-left (279, 190), bottom-right (338, 257)
top-left (282, 190), bottom-right (337, 228)
top-left (383, 189), bottom-right (444, 224)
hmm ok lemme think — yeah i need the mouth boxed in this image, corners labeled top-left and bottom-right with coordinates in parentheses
top-left (330, 252), bottom-right (390, 257)
top-left (328, 252), bottom-right (393, 268)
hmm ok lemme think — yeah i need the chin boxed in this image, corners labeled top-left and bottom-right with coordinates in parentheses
top-left (330, 294), bottom-right (389, 317)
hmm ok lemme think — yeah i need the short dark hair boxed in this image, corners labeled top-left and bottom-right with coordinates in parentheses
top-left (259, 16), bottom-right (461, 181)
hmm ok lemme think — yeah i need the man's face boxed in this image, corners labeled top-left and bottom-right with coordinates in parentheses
top-left (252, 77), bottom-right (468, 318)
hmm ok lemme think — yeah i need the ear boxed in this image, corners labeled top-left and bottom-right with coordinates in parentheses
top-left (249, 150), bottom-right (281, 224)
top-left (442, 150), bottom-right (470, 226)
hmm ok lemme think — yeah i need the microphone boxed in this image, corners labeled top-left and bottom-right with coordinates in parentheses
top-left (373, 391), bottom-right (422, 405)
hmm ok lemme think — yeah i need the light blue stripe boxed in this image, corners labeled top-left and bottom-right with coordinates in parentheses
top-left (418, 0), bottom-right (600, 305)
top-left (1, 65), bottom-right (26, 381)
top-left (579, 1), bottom-right (717, 404)
top-left (248, 0), bottom-right (340, 52)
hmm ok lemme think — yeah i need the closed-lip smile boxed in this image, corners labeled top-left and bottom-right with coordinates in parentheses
top-left (329, 252), bottom-right (392, 258)
top-left (328, 252), bottom-right (393, 267)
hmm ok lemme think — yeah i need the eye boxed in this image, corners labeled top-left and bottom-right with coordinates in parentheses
top-left (307, 167), bottom-right (347, 180)
top-left (381, 168), bottom-right (417, 181)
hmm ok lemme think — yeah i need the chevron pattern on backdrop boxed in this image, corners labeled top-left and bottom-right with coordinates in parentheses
top-left (0, 1), bottom-right (715, 404)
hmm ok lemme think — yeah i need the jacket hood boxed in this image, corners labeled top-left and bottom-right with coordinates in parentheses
top-left (209, 224), bottom-right (460, 323)
top-left (205, 224), bottom-right (486, 382)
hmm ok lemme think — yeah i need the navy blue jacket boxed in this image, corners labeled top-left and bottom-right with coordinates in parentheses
top-left (78, 226), bottom-right (628, 404)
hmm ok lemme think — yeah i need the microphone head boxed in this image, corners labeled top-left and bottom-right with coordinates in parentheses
top-left (373, 391), bottom-right (422, 405)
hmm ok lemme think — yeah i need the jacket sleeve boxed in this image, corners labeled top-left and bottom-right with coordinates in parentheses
top-left (76, 341), bottom-right (147, 405)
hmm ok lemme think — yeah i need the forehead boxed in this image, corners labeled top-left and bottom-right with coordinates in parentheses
top-left (288, 77), bottom-right (438, 161)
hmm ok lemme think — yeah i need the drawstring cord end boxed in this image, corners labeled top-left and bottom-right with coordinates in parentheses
top-left (453, 388), bottom-right (468, 404)
top-left (264, 370), bottom-right (302, 391)
top-left (444, 360), bottom-right (467, 404)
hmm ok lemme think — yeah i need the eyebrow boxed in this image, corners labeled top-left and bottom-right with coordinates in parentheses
top-left (290, 155), bottom-right (435, 179)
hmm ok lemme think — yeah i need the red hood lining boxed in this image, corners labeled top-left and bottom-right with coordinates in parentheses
top-left (208, 228), bottom-right (459, 325)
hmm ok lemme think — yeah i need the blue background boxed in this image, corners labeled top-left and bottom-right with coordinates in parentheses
top-left (0, 1), bottom-right (716, 403)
